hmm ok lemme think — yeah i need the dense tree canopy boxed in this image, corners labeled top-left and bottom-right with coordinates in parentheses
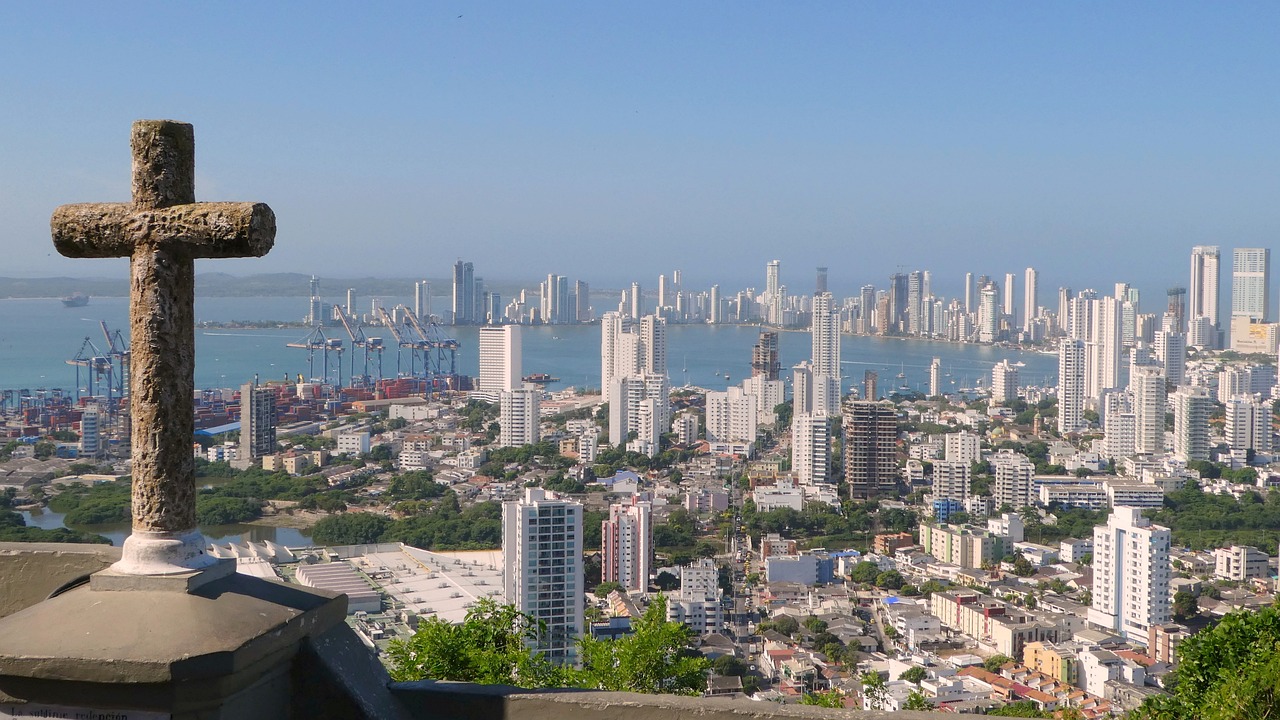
top-left (1135, 605), bottom-right (1280, 720)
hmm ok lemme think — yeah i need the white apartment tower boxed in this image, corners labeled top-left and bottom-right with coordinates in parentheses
top-left (929, 357), bottom-right (942, 397)
top-left (1130, 365), bottom-right (1167, 455)
top-left (765, 260), bottom-right (782, 326)
top-left (1102, 391), bottom-right (1136, 460)
top-left (990, 360), bottom-right (1019, 403)
top-left (944, 431), bottom-right (981, 464)
top-left (1023, 267), bottom-right (1039, 333)
top-left (1153, 330), bottom-right (1187, 387)
top-left (793, 361), bottom-right (838, 419)
top-left (503, 488), bottom-right (584, 665)
top-left (1058, 339), bottom-right (1086, 433)
top-left (1089, 507), bottom-right (1171, 643)
top-left (1225, 395), bottom-right (1272, 455)
top-left (79, 406), bottom-right (102, 458)
top-left (791, 413), bottom-right (831, 484)
top-left (811, 291), bottom-right (841, 416)
top-left (705, 387), bottom-right (759, 445)
top-left (978, 284), bottom-right (999, 343)
top-left (1189, 246), bottom-right (1220, 344)
top-left (1172, 386), bottom-right (1212, 461)
top-left (931, 460), bottom-right (970, 503)
top-left (992, 451), bottom-right (1036, 509)
top-left (602, 496), bottom-right (653, 594)
top-left (1003, 272), bottom-right (1017, 326)
top-left (498, 388), bottom-right (540, 448)
top-left (1232, 247), bottom-right (1270, 322)
top-left (608, 373), bottom-right (669, 457)
top-left (478, 325), bottom-right (522, 398)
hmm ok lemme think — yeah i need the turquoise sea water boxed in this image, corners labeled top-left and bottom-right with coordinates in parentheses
top-left (0, 295), bottom-right (1059, 396)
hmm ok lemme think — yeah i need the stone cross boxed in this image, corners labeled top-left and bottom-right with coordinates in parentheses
top-left (51, 120), bottom-right (275, 575)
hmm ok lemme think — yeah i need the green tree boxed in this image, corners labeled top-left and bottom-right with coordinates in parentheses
top-left (577, 594), bottom-right (709, 695)
top-left (850, 561), bottom-right (880, 584)
top-left (875, 570), bottom-right (905, 590)
top-left (1172, 590), bottom-right (1199, 621)
top-left (899, 665), bottom-right (926, 684)
top-left (1135, 605), bottom-right (1280, 720)
top-left (904, 690), bottom-right (932, 710)
top-left (654, 571), bottom-right (679, 591)
top-left (800, 690), bottom-right (843, 708)
top-left (860, 671), bottom-right (888, 710)
top-left (987, 700), bottom-right (1049, 717)
top-left (386, 598), bottom-right (567, 687)
top-left (984, 654), bottom-right (1013, 673)
top-left (310, 512), bottom-right (391, 544)
top-left (594, 581), bottom-right (622, 598)
top-left (1011, 554), bottom-right (1036, 577)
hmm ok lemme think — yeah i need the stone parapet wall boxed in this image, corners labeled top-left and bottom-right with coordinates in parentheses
top-left (0, 541), bottom-right (120, 618)
top-left (391, 681), bottom-right (938, 720)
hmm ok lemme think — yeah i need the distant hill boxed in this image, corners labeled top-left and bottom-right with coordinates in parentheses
top-left (0, 274), bottom-right (447, 299)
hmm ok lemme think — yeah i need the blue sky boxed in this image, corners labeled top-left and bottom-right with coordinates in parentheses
top-left (1, 2), bottom-right (1277, 300)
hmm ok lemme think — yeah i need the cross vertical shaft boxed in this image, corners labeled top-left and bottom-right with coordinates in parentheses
top-left (52, 120), bottom-right (275, 575)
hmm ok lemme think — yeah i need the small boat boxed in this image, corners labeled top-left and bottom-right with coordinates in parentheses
top-left (60, 292), bottom-right (89, 308)
top-left (522, 373), bottom-right (559, 384)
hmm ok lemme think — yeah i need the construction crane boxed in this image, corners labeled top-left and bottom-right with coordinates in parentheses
top-left (402, 308), bottom-right (459, 386)
top-left (377, 306), bottom-right (428, 378)
top-left (286, 326), bottom-right (344, 387)
top-left (99, 321), bottom-right (130, 408)
top-left (66, 336), bottom-right (115, 403)
top-left (334, 306), bottom-right (383, 387)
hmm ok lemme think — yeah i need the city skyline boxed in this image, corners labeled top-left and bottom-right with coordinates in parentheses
top-left (2, 4), bottom-right (1279, 291)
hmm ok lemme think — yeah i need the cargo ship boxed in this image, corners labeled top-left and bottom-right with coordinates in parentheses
top-left (60, 292), bottom-right (89, 308)
top-left (522, 373), bottom-right (559, 384)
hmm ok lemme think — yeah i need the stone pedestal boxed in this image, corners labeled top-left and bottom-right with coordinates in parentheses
top-left (0, 565), bottom-right (347, 719)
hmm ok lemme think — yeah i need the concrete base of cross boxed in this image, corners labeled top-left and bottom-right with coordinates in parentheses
top-left (111, 527), bottom-right (221, 576)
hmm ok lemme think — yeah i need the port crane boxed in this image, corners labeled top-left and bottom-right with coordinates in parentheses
top-left (403, 308), bottom-right (458, 382)
top-left (334, 306), bottom-right (383, 387)
top-left (286, 326), bottom-right (344, 387)
top-left (376, 306), bottom-right (426, 378)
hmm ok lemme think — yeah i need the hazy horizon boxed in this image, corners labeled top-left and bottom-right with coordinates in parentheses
top-left (2, 3), bottom-right (1276, 306)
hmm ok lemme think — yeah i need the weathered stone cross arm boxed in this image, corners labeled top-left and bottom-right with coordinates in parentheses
top-left (49, 120), bottom-right (276, 576)
top-left (51, 201), bottom-right (275, 259)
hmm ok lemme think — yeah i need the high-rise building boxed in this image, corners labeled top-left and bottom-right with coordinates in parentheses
top-left (929, 357), bottom-right (942, 397)
top-left (742, 375), bottom-right (784, 426)
top-left (765, 260), bottom-right (782, 326)
top-left (600, 312), bottom-right (631, 396)
top-left (863, 370), bottom-right (878, 403)
top-left (1153, 330), bottom-right (1186, 387)
top-left (811, 291), bottom-right (841, 415)
top-left (1087, 295), bottom-right (1123, 400)
top-left (1089, 507), bottom-right (1171, 643)
top-left (498, 388), bottom-right (540, 448)
top-left (574, 280), bottom-right (590, 323)
top-left (1023, 268), bottom-right (1039, 333)
top-left (858, 285), bottom-right (876, 334)
top-left (751, 330), bottom-right (781, 380)
top-left (1190, 246), bottom-right (1220, 343)
top-left (639, 315), bottom-right (667, 377)
top-left (1172, 386), bottom-right (1212, 461)
top-left (477, 325), bottom-right (522, 398)
top-left (1232, 247), bottom-right (1271, 322)
top-left (964, 272), bottom-right (974, 315)
top-left (708, 285), bottom-right (721, 324)
top-left (237, 383), bottom-right (277, 469)
top-left (452, 260), bottom-right (475, 325)
top-left (990, 360), bottom-right (1018, 404)
top-left (1130, 365), bottom-right (1166, 455)
top-left (629, 281), bottom-right (643, 319)
top-left (1057, 287), bottom-right (1073, 333)
top-left (1225, 395), bottom-right (1272, 455)
top-left (503, 488), bottom-right (584, 665)
top-left (793, 361), bottom-right (838, 419)
top-left (608, 373), bottom-right (669, 457)
top-left (978, 283), bottom-right (999, 343)
top-left (843, 401), bottom-right (898, 499)
top-left (412, 282), bottom-right (429, 320)
top-left (704, 387), bottom-right (758, 445)
top-left (602, 496), bottom-right (653, 594)
top-left (348, 287), bottom-right (358, 316)
top-left (992, 451), bottom-right (1036, 509)
top-left (1058, 339), bottom-right (1086, 433)
top-left (79, 405), bottom-right (102, 458)
top-left (815, 266), bottom-right (828, 294)
top-left (1003, 272), bottom-right (1017, 326)
top-left (1102, 391), bottom-right (1136, 460)
top-left (931, 460), bottom-right (970, 503)
top-left (889, 273), bottom-right (909, 332)
top-left (791, 413), bottom-right (830, 484)
top-left (945, 432), bottom-right (981, 464)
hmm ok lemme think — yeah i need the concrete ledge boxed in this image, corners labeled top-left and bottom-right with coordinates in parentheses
top-left (390, 681), bottom-right (940, 720)
top-left (0, 541), bottom-right (121, 618)
top-left (90, 556), bottom-right (235, 592)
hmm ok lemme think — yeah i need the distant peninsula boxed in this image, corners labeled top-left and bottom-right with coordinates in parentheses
top-left (0, 273), bottom-right (443, 299)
